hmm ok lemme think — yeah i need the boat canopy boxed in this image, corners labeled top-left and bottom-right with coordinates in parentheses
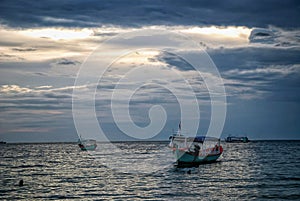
top-left (78, 139), bottom-right (96, 143)
top-left (170, 135), bottom-right (220, 143)
top-left (194, 136), bottom-right (220, 142)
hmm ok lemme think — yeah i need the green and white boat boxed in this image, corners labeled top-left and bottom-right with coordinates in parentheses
top-left (169, 134), bottom-right (223, 166)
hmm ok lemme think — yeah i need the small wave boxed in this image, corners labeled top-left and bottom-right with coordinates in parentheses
top-left (11, 164), bottom-right (44, 169)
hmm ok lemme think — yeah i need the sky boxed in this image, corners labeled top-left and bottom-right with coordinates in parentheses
top-left (0, 0), bottom-right (299, 142)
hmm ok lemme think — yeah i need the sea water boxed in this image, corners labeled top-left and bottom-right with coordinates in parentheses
top-left (1, 141), bottom-right (300, 200)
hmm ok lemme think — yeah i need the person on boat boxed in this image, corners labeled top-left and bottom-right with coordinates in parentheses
top-left (214, 144), bottom-right (219, 152)
top-left (193, 144), bottom-right (200, 162)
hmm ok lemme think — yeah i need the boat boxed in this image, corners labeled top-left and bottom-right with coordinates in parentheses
top-left (225, 136), bottom-right (249, 143)
top-left (169, 123), bottom-right (223, 166)
top-left (78, 139), bottom-right (97, 151)
top-left (0, 141), bottom-right (6, 144)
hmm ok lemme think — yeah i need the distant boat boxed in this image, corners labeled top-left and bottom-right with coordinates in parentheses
top-left (0, 141), bottom-right (6, 144)
top-left (78, 139), bottom-right (97, 151)
top-left (225, 136), bottom-right (249, 143)
top-left (169, 123), bottom-right (223, 166)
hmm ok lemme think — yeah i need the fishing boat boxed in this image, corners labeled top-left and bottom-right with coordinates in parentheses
top-left (225, 136), bottom-right (249, 143)
top-left (169, 123), bottom-right (223, 166)
top-left (78, 139), bottom-right (97, 151)
top-left (169, 135), bottom-right (223, 166)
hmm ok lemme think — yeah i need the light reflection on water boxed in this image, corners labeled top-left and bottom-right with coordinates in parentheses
top-left (0, 141), bottom-right (300, 200)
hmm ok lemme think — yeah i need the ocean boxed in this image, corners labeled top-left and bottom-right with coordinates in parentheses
top-left (1, 141), bottom-right (300, 200)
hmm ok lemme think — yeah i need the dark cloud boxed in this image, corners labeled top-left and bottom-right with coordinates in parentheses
top-left (212, 46), bottom-right (300, 102)
top-left (48, 58), bottom-right (81, 77)
top-left (11, 47), bottom-right (37, 52)
top-left (44, 92), bottom-right (71, 99)
top-left (0, 84), bottom-right (74, 112)
top-left (154, 46), bottom-right (300, 103)
top-left (54, 58), bottom-right (80, 66)
top-left (249, 28), bottom-right (300, 47)
top-left (155, 52), bottom-right (194, 71)
top-left (0, 52), bottom-right (24, 61)
top-left (0, 0), bottom-right (299, 28)
top-left (33, 72), bottom-right (48, 76)
top-left (0, 41), bottom-right (24, 47)
top-left (249, 28), bottom-right (275, 44)
top-left (92, 31), bottom-right (118, 37)
top-left (209, 47), bottom-right (300, 71)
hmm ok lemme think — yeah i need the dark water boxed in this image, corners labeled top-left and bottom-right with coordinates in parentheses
top-left (1, 141), bottom-right (300, 200)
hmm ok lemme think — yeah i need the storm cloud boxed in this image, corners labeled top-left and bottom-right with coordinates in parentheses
top-left (0, 0), bottom-right (299, 28)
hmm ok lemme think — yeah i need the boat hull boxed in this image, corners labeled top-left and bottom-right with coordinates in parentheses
top-left (174, 149), bottom-right (222, 166)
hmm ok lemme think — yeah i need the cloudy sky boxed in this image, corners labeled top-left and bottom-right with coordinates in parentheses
top-left (0, 0), bottom-right (299, 142)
